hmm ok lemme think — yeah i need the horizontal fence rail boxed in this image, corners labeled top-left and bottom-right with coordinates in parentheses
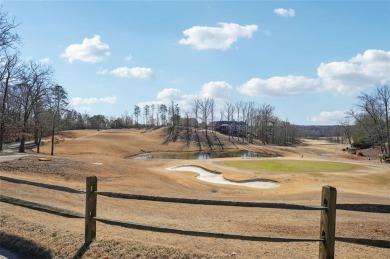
top-left (94, 216), bottom-right (324, 243)
top-left (97, 191), bottom-right (327, 211)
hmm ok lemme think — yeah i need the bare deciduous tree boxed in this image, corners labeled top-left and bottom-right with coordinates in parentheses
top-left (143, 105), bottom-right (150, 127)
top-left (223, 101), bottom-right (235, 139)
top-left (348, 82), bottom-right (390, 153)
top-left (235, 101), bottom-right (243, 141)
top-left (339, 117), bottom-right (353, 146)
top-left (198, 98), bottom-right (213, 137)
top-left (0, 7), bottom-right (20, 151)
top-left (17, 60), bottom-right (53, 152)
top-left (164, 101), bottom-right (181, 143)
top-left (0, 52), bottom-right (20, 151)
top-left (133, 105), bottom-right (140, 127)
top-left (258, 103), bottom-right (275, 144)
top-left (192, 99), bottom-right (200, 133)
top-left (50, 85), bottom-right (68, 155)
top-left (377, 82), bottom-right (390, 152)
top-left (159, 104), bottom-right (167, 127)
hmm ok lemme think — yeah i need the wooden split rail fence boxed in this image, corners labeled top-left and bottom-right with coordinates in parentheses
top-left (1, 175), bottom-right (337, 259)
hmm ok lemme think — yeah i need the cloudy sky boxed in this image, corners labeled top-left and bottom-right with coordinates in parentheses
top-left (3, 1), bottom-right (389, 125)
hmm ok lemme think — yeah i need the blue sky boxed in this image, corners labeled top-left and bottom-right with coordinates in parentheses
top-left (2, 0), bottom-right (389, 125)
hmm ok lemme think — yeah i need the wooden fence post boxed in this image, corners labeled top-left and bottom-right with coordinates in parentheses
top-left (85, 176), bottom-right (97, 244)
top-left (319, 185), bottom-right (337, 259)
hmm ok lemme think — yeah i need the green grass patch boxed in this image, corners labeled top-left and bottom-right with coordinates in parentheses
top-left (222, 160), bottom-right (354, 172)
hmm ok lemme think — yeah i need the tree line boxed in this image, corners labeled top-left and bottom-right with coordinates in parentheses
top-left (133, 99), bottom-right (300, 147)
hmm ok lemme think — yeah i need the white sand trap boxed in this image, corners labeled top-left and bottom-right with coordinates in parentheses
top-left (166, 165), bottom-right (279, 189)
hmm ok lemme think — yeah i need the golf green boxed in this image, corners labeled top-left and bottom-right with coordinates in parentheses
top-left (222, 159), bottom-right (354, 172)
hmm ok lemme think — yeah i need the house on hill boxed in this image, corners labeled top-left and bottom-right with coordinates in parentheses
top-left (214, 121), bottom-right (246, 136)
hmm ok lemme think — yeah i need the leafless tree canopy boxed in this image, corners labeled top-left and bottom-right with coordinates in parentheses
top-left (0, 7), bottom-right (21, 151)
top-left (0, 8), bottom-right (71, 153)
top-left (348, 82), bottom-right (390, 153)
top-left (0, 7), bottom-right (20, 51)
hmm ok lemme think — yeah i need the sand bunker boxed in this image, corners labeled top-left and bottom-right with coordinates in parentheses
top-left (166, 165), bottom-right (279, 189)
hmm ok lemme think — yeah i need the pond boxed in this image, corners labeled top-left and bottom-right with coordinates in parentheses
top-left (166, 165), bottom-right (279, 189)
top-left (132, 150), bottom-right (275, 160)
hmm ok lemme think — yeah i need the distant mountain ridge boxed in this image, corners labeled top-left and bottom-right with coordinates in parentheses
top-left (296, 125), bottom-right (342, 138)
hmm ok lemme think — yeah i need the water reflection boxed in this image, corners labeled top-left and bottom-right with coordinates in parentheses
top-left (133, 150), bottom-right (275, 160)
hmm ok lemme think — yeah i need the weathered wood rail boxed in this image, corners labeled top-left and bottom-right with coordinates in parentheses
top-left (0, 175), bottom-right (337, 258)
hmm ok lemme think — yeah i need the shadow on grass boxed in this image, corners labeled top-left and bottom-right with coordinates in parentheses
top-left (336, 237), bottom-right (390, 249)
top-left (0, 232), bottom-right (93, 259)
top-left (72, 242), bottom-right (91, 259)
top-left (336, 203), bottom-right (390, 213)
top-left (0, 232), bottom-right (52, 259)
top-left (0, 176), bottom-right (84, 194)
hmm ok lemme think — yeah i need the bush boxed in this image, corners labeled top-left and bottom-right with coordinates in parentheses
top-left (352, 137), bottom-right (372, 149)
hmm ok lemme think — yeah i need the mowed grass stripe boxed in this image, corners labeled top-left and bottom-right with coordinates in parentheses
top-left (223, 160), bottom-right (354, 172)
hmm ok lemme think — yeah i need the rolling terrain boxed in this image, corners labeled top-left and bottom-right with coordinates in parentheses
top-left (0, 128), bottom-right (389, 258)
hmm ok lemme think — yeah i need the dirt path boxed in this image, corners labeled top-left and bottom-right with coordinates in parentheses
top-left (0, 153), bottom-right (29, 163)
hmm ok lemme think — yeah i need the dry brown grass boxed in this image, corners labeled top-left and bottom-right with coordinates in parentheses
top-left (0, 129), bottom-right (389, 258)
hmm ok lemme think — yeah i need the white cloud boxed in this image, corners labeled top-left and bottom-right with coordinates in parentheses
top-left (138, 88), bottom-right (190, 112)
top-left (351, 49), bottom-right (390, 78)
top-left (310, 111), bottom-right (347, 125)
top-left (70, 96), bottom-right (118, 107)
top-left (239, 49), bottom-right (390, 97)
top-left (157, 88), bottom-right (181, 100)
top-left (99, 96), bottom-right (117, 104)
top-left (179, 22), bottom-right (258, 50)
top-left (110, 66), bottom-right (153, 79)
top-left (61, 35), bottom-right (110, 63)
top-left (317, 49), bottom-right (390, 94)
top-left (274, 8), bottom-right (295, 18)
top-left (239, 76), bottom-right (320, 97)
top-left (200, 81), bottom-right (232, 99)
top-left (138, 81), bottom-right (234, 114)
top-left (139, 93), bottom-right (195, 114)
